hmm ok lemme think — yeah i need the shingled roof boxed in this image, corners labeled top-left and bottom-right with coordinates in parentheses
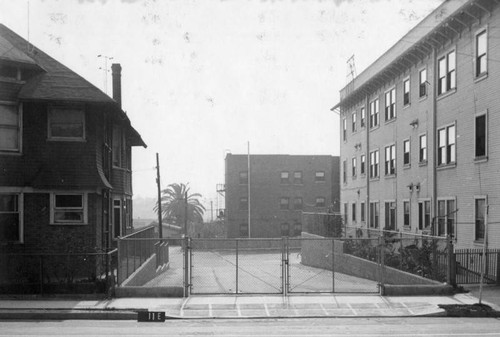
top-left (0, 24), bottom-right (146, 147)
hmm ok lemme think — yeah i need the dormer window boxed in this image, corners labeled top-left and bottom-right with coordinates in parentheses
top-left (48, 106), bottom-right (85, 141)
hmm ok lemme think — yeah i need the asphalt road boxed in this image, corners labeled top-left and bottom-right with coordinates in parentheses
top-left (1, 317), bottom-right (500, 336)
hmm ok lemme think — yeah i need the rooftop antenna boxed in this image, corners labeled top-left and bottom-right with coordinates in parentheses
top-left (97, 54), bottom-right (113, 94)
top-left (346, 54), bottom-right (357, 84)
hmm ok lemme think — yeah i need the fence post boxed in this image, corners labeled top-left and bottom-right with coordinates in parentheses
top-left (117, 237), bottom-right (122, 286)
top-left (379, 236), bottom-right (385, 294)
top-left (447, 236), bottom-right (456, 287)
top-left (496, 253), bottom-right (500, 285)
top-left (183, 236), bottom-right (190, 297)
top-left (236, 239), bottom-right (239, 294)
top-left (332, 238), bottom-right (335, 293)
top-left (39, 255), bottom-right (44, 295)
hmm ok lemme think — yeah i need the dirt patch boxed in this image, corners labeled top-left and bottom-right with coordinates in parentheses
top-left (438, 304), bottom-right (500, 317)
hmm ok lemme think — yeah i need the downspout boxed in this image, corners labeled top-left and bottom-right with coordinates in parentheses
top-left (432, 47), bottom-right (437, 236)
top-left (366, 95), bottom-right (370, 232)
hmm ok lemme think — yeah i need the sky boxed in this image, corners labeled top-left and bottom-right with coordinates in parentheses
top-left (0, 0), bottom-right (442, 218)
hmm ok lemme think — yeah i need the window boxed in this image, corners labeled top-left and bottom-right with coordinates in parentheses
top-left (385, 201), bottom-right (396, 230)
top-left (315, 171), bottom-right (325, 182)
top-left (403, 201), bottom-right (410, 227)
top-left (438, 124), bottom-right (456, 166)
top-left (369, 150), bottom-right (379, 178)
top-left (385, 88), bottom-right (396, 121)
top-left (360, 201), bottom-right (365, 222)
top-left (475, 197), bottom-right (486, 241)
top-left (48, 106), bottom-right (85, 140)
top-left (476, 29), bottom-right (487, 77)
top-left (113, 199), bottom-right (122, 237)
top-left (352, 157), bottom-right (357, 177)
top-left (475, 113), bottom-right (487, 158)
top-left (51, 193), bottom-right (87, 224)
top-left (360, 107), bottom-right (366, 128)
top-left (281, 223), bottom-right (290, 237)
top-left (343, 203), bottom-right (348, 224)
top-left (369, 99), bottom-right (379, 128)
top-left (293, 171), bottom-right (303, 184)
top-left (360, 154), bottom-right (366, 175)
top-left (342, 118), bottom-right (347, 141)
top-left (352, 202), bottom-right (356, 222)
top-left (112, 125), bottom-right (124, 167)
top-left (293, 222), bottom-right (302, 237)
top-left (239, 171), bottom-right (248, 185)
top-left (316, 197), bottom-right (326, 208)
top-left (384, 145), bottom-right (396, 175)
top-left (369, 202), bottom-right (379, 228)
top-left (0, 103), bottom-right (20, 152)
top-left (419, 68), bottom-right (427, 97)
top-left (239, 197), bottom-right (248, 210)
top-left (280, 197), bottom-right (289, 210)
top-left (437, 50), bottom-right (456, 95)
top-left (418, 200), bottom-right (431, 230)
top-left (352, 112), bottom-right (357, 132)
top-left (0, 193), bottom-right (22, 242)
top-left (437, 199), bottom-right (456, 237)
top-left (293, 197), bottom-right (303, 210)
top-left (280, 171), bottom-right (289, 184)
top-left (240, 223), bottom-right (248, 237)
top-left (343, 160), bottom-right (347, 183)
top-left (403, 139), bottom-right (410, 166)
top-left (403, 78), bottom-right (410, 106)
top-left (419, 134), bottom-right (427, 163)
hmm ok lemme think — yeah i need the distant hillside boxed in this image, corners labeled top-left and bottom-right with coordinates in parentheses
top-left (133, 196), bottom-right (157, 220)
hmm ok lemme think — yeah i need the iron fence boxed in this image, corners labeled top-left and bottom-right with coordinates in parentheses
top-left (0, 250), bottom-right (117, 295)
top-left (455, 249), bottom-right (500, 284)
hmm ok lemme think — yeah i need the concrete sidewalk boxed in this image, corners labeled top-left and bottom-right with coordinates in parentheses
top-left (0, 291), bottom-right (495, 320)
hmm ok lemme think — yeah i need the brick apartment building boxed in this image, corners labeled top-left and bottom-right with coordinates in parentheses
top-left (225, 154), bottom-right (340, 238)
top-left (0, 24), bottom-right (146, 257)
top-left (333, 0), bottom-right (500, 249)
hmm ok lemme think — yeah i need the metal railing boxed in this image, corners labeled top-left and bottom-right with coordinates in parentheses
top-left (455, 249), bottom-right (500, 284)
top-left (0, 250), bottom-right (117, 295)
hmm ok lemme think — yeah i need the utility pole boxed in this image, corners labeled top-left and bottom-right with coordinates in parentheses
top-left (184, 191), bottom-right (188, 237)
top-left (247, 141), bottom-right (251, 238)
top-left (156, 153), bottom-right (163, 238)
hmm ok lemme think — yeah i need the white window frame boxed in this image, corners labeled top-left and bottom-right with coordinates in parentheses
top-left (280, 197), bottom-right (289, 210)
top-left (384, 87), bottom-right (396, 121)
top-left (403, 77), bottom-right (410, 106)
top-left (403, 199), bottom-right (410, 228)
top-left (369, 149), bottom-right (379, 179)
top-left (474, 195), bottom-right (487, 242)
top-left (384, 144), bottom-right (396, 176)
top-left (315, 171), bottom-right (325, 182)
top-left (418, 199), bottom-right (431, 231)
top-left (50, 192), bottom-right (88, 225)
top-left (419, 133), bottom-right (427, 163)
top-left (316, 197), bottom-right (326, 208)
top-left (403, 139), bottom-right (410, 166)
top-left (437, 49), bottom-right (456, 96)
top-left (437, 123), bottom-right (456, 166)
top-left (280, 171), bottom-right (289, 184)
top-left (47, 105), bottom-right (86, 141)
top-left (369, 98), bottom-right (379, 129)
top-left (369, 201), bottom-right (379, 229)
top-left (0, 101), bottom-right (22, 153)
top-left (437, 197), bottom-right (456, 237)
top-left (360, 154), bottom-right (366, 175)
top-left (475, 110), bottom-right (487, 159)
top-left (360, 107), bottom-right (366, 128)
top-left (475, 26), bottom-right (488, 78)
top-left (352, 112), bottom-right (357, 133)
top-left (419, 68), bottom-right (427, 98)
top-left (352, 157), bottom-right (357, 177)
top-left (0, 191), bottom-right (24, 243)
top-left (384, 200), bottom-right (396, 231)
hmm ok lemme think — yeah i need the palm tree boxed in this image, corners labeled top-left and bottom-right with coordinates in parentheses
top-left (155, 183), bottom-right (205, 228)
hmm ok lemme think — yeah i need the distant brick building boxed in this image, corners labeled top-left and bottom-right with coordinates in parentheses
top-left (333, 0), bottom-right (500, 249)
top-left (225, 154), bottom-right (339, 238)
top-left (0, 24), bottom-right (146, 256)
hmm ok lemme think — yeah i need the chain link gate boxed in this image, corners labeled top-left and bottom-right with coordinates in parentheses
top-left (187, 237), bottom-right (381, 295)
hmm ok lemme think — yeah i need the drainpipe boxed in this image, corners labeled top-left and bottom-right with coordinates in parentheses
top-left (432, 48), bottom-right (437, 236)
top-left (366, 95), bottom-right (370, 233)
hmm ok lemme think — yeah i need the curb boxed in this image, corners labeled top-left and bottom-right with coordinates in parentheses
top-left (0, 309), bottom-right (137, 320)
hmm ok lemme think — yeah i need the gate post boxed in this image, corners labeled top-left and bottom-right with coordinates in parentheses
top-left (331, 238), bottom-right (335, 293)
top-left (378, 236), bottom-right (385, 294)
top-left (447, 236), bottom-right (456, 287)
top-left (282, 236), bottom-right (289, 296)
top-left (116, 237), bottom-right (122, 286)
top-left (236, 239), bottom-right (239, 294)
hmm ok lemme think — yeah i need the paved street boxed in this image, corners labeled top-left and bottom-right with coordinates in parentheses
top-left (1, 317), bottom-right (500, 336)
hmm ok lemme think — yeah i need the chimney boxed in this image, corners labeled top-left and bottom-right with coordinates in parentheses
top-left (111, 63), bottom-right (122, 108)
